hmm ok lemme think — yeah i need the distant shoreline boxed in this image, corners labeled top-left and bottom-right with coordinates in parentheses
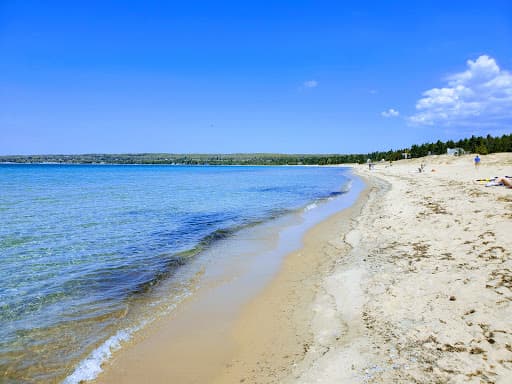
top-left (2, 133), bottom-right (511, 166)
top-left (0, 153), bottom-right (363, 166)
top-left (0, 161), bottom-right (351, 167)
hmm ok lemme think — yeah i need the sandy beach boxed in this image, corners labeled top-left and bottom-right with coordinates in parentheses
top-left (94, 153), bottom-right (512, 384)
top-left (214, 153), bottom-right (512, 383)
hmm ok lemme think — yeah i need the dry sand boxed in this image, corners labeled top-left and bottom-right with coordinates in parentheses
top-left (96, 153), bottom-right (512, 384)
top-left (284, 153), bottom-right (512, 384)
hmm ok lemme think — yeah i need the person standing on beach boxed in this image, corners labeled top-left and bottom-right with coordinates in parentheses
top-left (474, 155), bottom-right (481, 169)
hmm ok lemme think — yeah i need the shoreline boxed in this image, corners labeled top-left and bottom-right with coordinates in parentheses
top-left (91, 171), bottom-right (365, 383)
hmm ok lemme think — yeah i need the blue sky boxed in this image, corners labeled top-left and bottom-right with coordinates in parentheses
top-left (1, 1), bottom-right (511, 154)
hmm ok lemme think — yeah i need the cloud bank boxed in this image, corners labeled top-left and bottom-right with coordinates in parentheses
top-left (409, 55), bottom-right (512, 126)
top-left (381, 108), bottom-right (400, 117)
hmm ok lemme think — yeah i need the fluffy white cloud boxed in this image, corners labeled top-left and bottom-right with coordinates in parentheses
top-left (381, 108), bottom-right (400, 117)
top-left (303, 80), bottom-right (318, 88)
top-left (409, 55), bottom-right (512, 126)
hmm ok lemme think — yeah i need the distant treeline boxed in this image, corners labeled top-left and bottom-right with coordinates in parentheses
top-left (2, 133), bottom-right (511, 165)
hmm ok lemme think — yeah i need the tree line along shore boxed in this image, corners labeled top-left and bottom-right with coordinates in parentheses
top-left (2, 133), bottom-right (511, 165)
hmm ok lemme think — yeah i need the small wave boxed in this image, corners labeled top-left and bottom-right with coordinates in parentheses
top-left (304, 203), bottom-right (318, 211)
top-left (303, 180), bottom-right (352, 211)
top-left (63, 289), bottom-right (192, 383)
top-left (341, 180), bottom-right (353, 193)
top-left (62, 327), bottom-right (135, 384)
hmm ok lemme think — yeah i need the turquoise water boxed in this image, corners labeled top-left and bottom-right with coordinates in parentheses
top-left (0, 164), bottom-right (352, 382)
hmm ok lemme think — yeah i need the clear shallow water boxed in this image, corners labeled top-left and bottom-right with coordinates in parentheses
top-left (0, 164), bottom-right (352, 382)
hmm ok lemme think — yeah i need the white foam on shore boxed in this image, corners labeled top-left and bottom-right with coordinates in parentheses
top-left (62, 326), bottom-right (137, 384)
top-left (304, 202), bottom-right (318, 211)
top-left (62, 291), bottom-right (191, 383)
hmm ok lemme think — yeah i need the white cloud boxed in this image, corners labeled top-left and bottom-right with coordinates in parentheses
top-left (381, 108), bottom-right (400, 117)
top-left (303, 80), bottom-right (318, 88)
top-left (409, 55), bottom-right (512, 126)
